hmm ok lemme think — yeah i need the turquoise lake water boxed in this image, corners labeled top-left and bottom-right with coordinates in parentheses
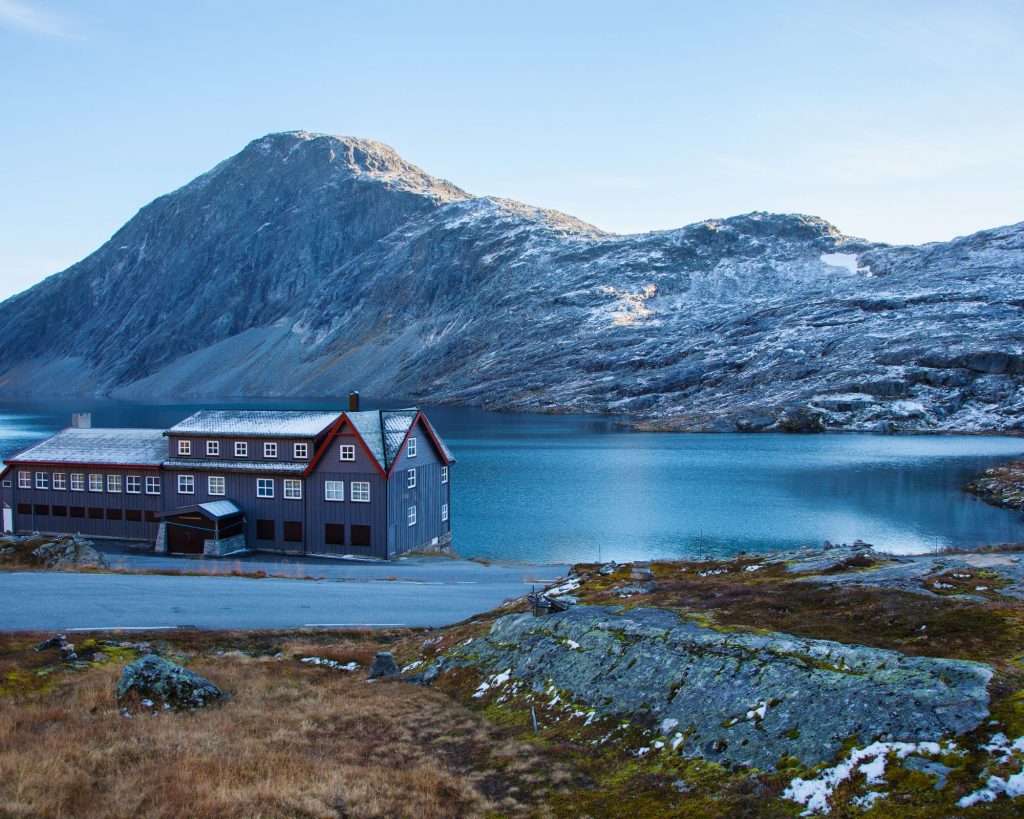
top-left (2, 398), bottom-right (1023, 563)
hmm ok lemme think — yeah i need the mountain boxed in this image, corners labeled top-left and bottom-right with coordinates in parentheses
top-left (0, 130), bottom-right (1022, 433)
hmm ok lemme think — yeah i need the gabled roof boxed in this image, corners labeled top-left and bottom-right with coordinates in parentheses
top-left (309, 408), bottom-right (455, 476)
top-left (165, 410), bottom-right (342, 438)
top-left (158, 500), bottom-right (243, 520)
top-left (4, 428), bottom-right (167, 467)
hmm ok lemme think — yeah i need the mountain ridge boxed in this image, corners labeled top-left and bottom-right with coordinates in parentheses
top-left (0, 131), bottom-right (1021, 433)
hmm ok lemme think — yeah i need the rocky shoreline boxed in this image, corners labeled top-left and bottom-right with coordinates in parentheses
top-left (965, 460), bottom-right (1024, 511)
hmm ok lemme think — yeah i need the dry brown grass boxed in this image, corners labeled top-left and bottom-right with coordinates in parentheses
top-left (0, 632), bottom-right (573, 818)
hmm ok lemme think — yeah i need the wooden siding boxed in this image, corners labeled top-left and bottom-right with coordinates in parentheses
top-left (387, 419), bottom-right (452, 556)
top-left (5, 465), bottom-right (162, 540)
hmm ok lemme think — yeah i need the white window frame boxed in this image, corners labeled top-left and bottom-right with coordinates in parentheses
top-left (125, 475), bottom-right (141, 494)
top-left (350, 481), bottom-right (370, 503)
top-left (178, 474), bottom-right (195, 495)
top-left (294, 442), bottom-right (309, 460)
top-left (70, 473), bottom-right (85, 492)
top-left (324, 480), bottom-right (344, 501)
top-left (145, 476), bottom-right (161, 495)
top-left (441, 465), bottom-right (448, 484)
top-left (206, 440), bottom-right (220, 456)
top-left (177, 439), bottom-right (191, 456)
top-left (441, 503), bottom-right (449, 522)
top-left (407, 505), bottom-right (417, 526)
top-left (264, 442), bottom-right (278, 459)
top-left (256, 478), bottom-right (274, 498)
top-left (208, 475), bottom-right (226, 496)
top-left (18, 471), bottom-right (31, 489)
top-left (340, 443), bottom-right (356, 461)
top-left (234, 441), bottom-right (248, 458)
top-left (107, 474), bottom-right (122, 493)
top-left (52, 473), bottom-right (67, 491)
top-left (283, 479), bottom-right (302, 500)
top-left (88, 474), bottom-right (104, 493)
top-left (407, 468), bottom-right (416, 489)
top-left (407, 437), bottom-right (417, 458)
top-left (35, 472), bottom-right (49, 490)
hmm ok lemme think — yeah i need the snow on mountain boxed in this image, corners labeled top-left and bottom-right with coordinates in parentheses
top-left (0, 131), bottom-right (1021, 433)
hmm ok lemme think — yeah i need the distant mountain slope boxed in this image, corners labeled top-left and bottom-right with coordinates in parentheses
top-left (0, 130), bottom-right (1021, 432)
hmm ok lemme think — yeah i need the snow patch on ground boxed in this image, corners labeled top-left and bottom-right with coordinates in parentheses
top-left (820, 252), bottom-right (859, 274)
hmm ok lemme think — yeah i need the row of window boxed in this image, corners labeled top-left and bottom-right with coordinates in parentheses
top-left (16, 503), bottom-right (158, 522)
top-left (404, 466), bottom-right (449, 489)
top-left (177, 440), bottom-right (311, 460)
top-left (406, 503), bottom-right (449, 526)
top-left (174, 476), bottom-right (373, 502)
top-left (19, 471), bottom-right (160, 494)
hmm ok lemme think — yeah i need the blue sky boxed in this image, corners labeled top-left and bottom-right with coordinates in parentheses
top-left (1, 0), bottom-right (1022, 300)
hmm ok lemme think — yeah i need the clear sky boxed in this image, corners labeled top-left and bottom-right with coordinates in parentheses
top-left (1, 0), bottom-right (1022, 301)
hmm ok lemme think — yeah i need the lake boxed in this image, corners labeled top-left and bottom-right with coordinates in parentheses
top-left (2, 398), bottom-right (1023, 563)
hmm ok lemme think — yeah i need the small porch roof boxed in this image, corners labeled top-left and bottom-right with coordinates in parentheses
top-left (158, 500), bottom-right (244, 521)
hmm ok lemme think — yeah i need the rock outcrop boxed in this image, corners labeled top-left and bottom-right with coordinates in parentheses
top-left (0, 130), bottom-right (1022, 432)
top-left (448, 605), bottom-right (992, 770)
top-left (117, 655), bottom-right (224, 711)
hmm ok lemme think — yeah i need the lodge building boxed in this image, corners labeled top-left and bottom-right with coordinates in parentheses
top-left (0, 395), bottom-right (454, 559)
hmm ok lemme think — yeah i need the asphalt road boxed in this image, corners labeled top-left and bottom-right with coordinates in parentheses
top-left (0, 559), bottom-right (569, 631)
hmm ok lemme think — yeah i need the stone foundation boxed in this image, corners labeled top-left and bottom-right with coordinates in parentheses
top-left (408, 530), bottom-right (453, 555)
top-left (203, 533), bottom-right (247, 557)
top-left (154, 522), bottom-right (167, 553)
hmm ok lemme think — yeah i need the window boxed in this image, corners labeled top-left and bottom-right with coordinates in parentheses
top-left (294, 443), bottom-right (309, 459)
top-left (256, 519), bottom-right (276, 540)
top-left (407, 468), bottom-right (416, 489)
top-left (235, 441), bottom-right (248, 457)
top-left (125, 476), bottom-right (141, 494)
top-left (407, 437), bottom-right (417, 458)
top-left (106, 508), bottom-right (123, 521)
top-left (407, 505), bottom-right (417, 526)
top-left (53, 473), bottom-right (66, 490)
top-left (264, 442), bottom-right (278, 459)
top-left (34, 504), bottom-right (49, 516)
top-left (441, 466), bottom-right (449, 484)
top-left (17, 503), bottom-right (30, 515)
top-left (208, 476), bottom-right (225, 496)
top-left (283, 521), bottom-right (303, 542)
top-left (88, 507), bottom-right (103, 519)
top-left (325, 523), bottom-right (346, 545)
top-left (70, 473), bottom-right (85, 492)
top-left (144, 510), bottom-right (159, 523)
top-left (350, 481), bottom-right (370, 503)
top-left (126, 509), bottom-right (142, 522)
top-left (206, 440), bottom-right (220, 456)
top-left (324, 480), bottom-right (344, 501)
top-left (178, 474), bottom-right (195, 494)
top-left (70, 506), bottom-right (85, 519)
top-left (340, 443), bottom-right (355, 461)
top-left (350, 524), bottom-right (371, 546)
top-left (257, 478), bottom-right (274, 498)
top-left (18, 471), bottom-right (30, 489)
top-left (35, 472), bottom-right (49, 490)
top-left (178, 439), bottom-right (191, 455)
top-left (442, 503), bottom-right (449, 522)
top-left (283, 479), bottom-right (302, 499)
top-left (145, 475), bottom-right (161, 495)
top-left (52, 505), bottom-right (67, 517)
top-left (88, 474), bottom-right (103, 492)
top-left (107, 474), bottom-right (122, 493)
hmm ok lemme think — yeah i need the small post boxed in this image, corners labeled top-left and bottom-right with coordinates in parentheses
top-left (531, 706), bottom-right (538, 734)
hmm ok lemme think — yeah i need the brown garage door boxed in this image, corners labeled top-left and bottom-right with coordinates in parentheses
top-left (167, 519), bottom-right (207, 554)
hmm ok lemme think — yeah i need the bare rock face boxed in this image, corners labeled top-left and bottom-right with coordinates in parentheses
top-left (447, 605), bottom-right (993, 770)
top-left (0, 130), bottom-right (1022, 433)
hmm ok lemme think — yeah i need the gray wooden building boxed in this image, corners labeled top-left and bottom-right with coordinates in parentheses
top-left (0, 397), bottom-right (454, 559)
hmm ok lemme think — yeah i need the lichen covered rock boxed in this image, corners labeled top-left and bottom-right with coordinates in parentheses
top-left (117, 655), bottom-right (224, 711)
top-left (448, 605), bottom-right (992, 770)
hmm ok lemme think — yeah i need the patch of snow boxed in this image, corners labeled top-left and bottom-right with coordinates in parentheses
top-left (744, 564), bottom-right (763, 572)
top-left (661, 718), bottom-right (679, 733)
top-left (301, 657), bottom-right (358, 671)
top-left (820, 252), bottom-right (859, 274)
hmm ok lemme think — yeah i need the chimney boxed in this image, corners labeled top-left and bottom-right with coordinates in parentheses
top-left (348, 391), bottom-right (360, 412)
top-left (71, 412), bottom-right (92, 429)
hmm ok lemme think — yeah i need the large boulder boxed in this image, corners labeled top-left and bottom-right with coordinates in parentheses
top-left (448, 605), bottom-right (993, 771)
top-left (117, 655), bottom-right (224, 710)
top-left (368, 651), bottom-right (399, 679)
top-left (31, 536), bottom-right (109, 569)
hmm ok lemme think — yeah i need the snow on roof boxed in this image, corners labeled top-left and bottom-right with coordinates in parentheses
top-left (198, 500), bottom-right (243, 519)
top-left (345, 408), bottom-right (455, 471)
top-left (165, 410), bottom-right (342, 438)
top-left (163, 458), bottom-right (308, 474)
top-left (382, 409), bottom-right (420, 469)
top-left (5, 428), bottom-right (168, 467)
